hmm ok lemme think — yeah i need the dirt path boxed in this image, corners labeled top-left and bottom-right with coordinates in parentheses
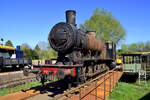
top-left (0, 90), bottom-right (40, 100)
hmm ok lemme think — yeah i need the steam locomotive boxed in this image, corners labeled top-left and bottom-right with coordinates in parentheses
top-left (24, 10), bottom-right (116, 86)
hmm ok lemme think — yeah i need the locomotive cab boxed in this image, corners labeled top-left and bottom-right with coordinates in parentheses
top-left (105, 42), bottom-right (116, 60)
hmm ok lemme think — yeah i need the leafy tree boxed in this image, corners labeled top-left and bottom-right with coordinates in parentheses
top-left (5, 40), bottom-right (14, 47)
top-left (47, 44), bottom-right (57, 57)
top-left (145, 41), bottom-right (150, 52)
top-left (34, 44), bottom-right (41, 51)
top-left (30, 50), bottom-right (39, 59)
top-left (119, 41), bottom-right (150, 54)
top-left (121, 44), bottom-right (128, 52)
top-left (80, 8), bottom-right (126, 44)
top-left (21, 42), bottom-right (58, 60)
top-left (21, 46), bottom-right (31, 58)
top-left (137, 42), bottom-right (144, 52)
top-left (128, 43), bottom-right (138, 52)
top-left (21, 45), bottom-right (39, 60)
top-left (39, 50), bottom-right (55, 59)
top-left (49, 49), bottom-right (57, 57)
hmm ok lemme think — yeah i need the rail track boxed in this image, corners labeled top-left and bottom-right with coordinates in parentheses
top-left (0, 71), bottom-right (36, 90)
top-left (0, 67), bottom-right (23, 72)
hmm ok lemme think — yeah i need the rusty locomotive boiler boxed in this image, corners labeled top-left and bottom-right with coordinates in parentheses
top-left (49, 10), bottom-right (115, 65)
top-left (24, 10), bottom-right (116, 86)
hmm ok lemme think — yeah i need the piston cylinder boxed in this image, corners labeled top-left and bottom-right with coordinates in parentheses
top-left (56, 69), bottom-right (72, 79)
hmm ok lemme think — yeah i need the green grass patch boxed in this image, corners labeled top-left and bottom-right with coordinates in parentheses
top-left (107, 81), bottom-right (150, 100)
top-left (0, 81), bottom-right (42, 96)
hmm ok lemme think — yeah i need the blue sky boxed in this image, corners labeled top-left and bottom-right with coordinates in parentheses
top-left (0, 0), bottom-right (150, 48)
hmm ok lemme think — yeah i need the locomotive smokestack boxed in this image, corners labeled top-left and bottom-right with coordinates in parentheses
top-left (66, 10), bottom-right (76, 26)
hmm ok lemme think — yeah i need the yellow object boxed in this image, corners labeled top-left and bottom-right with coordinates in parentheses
top-left (0, 45), bottom-right (16, 50)
top-left (116, 59), bottom-right (122, 65)
top-left (43, 70), bottom-right (47, 74)
top-left (135, 52), bottom-right (150, 55)
top-left (84, 84), bottom-right (88, 88)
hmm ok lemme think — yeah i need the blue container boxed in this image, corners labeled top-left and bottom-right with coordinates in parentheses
top-left (16, 51), bottom-right (24, 58)
top-left (20, 51), bottom-right (24, 58)
top-left (16, 45), bottom-right (21, 51)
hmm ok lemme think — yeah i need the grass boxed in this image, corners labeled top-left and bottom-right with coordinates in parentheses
top-left (0, 81), bottom-right (42, 96)
top-left (0, 77), bottom-right (57, 96)
top-left (107, 81), bottom-right (150, 100)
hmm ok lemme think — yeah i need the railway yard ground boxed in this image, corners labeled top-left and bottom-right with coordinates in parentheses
top-left (0, 66), bottom-right (150, 100)
top-left (0, 67), bottom-right (123, 100)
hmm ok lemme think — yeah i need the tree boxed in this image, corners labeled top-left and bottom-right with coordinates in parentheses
top-left (145, 41), bottom-right (150, 52)
top-left (21, 45), bottom-right (31, 58)
top-left (80, 8), bottom-right (126, 44)
top-left (34, 44), bottom-right (41, 51)
top-left (118, 41), bottom-right (150, 54)
top-left (30, 49), bottom-right (39, 60)
top-left (121, 44), bottom-right (128, 52)
top-left (39, 50), bottom-right (54, 59)
top-left (128, 43), bottom-right (138, 52)
top-left (137, 42), bottom-right (144, 52)
top-left (5, 40), bottom-right (14, 47)
top-left (47, 43), bottom-right (57, 58)
top-left (117, 44), bottom-right (129, 55)
top-left (21, 45), bottom-right (39, 60)
top-left (49, 48), bottom-right (57, 57)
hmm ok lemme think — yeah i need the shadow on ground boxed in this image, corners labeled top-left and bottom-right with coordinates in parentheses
top-left (120, 73), bottom-right (138, 83)
top-left (22, 80), bottom-right (70, 97)
top-left (140, 92), bottom-right (150, 100)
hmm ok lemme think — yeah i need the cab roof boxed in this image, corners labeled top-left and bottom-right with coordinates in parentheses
top-left (0, 45), bottom-right (16, 50)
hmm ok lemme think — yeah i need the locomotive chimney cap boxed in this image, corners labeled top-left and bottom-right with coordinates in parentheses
top-left (66, 10), bottom-right (76, 13)
top-left (86, 30), bottom-right (96, 33)
top-left (86, 31), bottom-right (96, 35)
top-left (66, 10), bottom-right (76, 26)
top-left (86, 31), bottom-right (96, 38)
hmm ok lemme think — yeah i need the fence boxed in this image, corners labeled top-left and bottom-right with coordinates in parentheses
top-left (69, 67), bottom-right (123, 100)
